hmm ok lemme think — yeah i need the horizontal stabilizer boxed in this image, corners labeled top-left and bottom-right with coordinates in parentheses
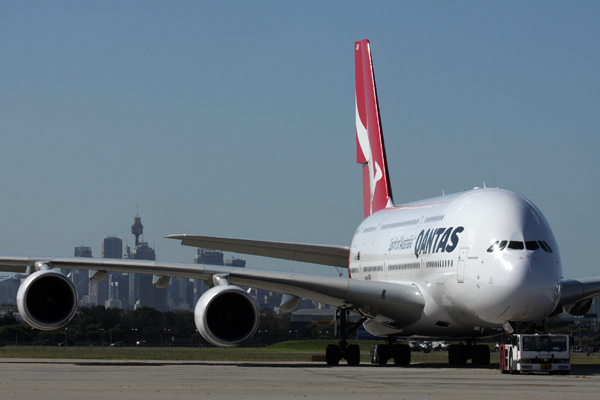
top-left (166, 235), bottom-right (350, 268)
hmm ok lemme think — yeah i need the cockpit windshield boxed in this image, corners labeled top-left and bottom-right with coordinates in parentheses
top-left (487, 240), bottom-right (553, 253)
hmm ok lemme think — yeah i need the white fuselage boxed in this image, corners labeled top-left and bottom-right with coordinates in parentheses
top-left (349, 188), bottom-right (562, 338)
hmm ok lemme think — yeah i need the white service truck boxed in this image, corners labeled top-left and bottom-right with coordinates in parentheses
top-left (499, 334), bottom-right (570, 374)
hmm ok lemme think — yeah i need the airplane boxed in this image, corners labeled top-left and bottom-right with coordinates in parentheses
top-left (2, 39), bottom-right (600, 367)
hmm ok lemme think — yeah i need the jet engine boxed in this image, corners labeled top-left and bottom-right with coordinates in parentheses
top-left (195, 284), bottom-right (259, 347)
top-left (563, 297), bottom-right (594, 316)
top-left (16, 269), bottom-right (78, 331)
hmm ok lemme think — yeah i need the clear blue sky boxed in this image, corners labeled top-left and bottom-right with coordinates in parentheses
top-left (0, 1), bottom-right (598, 279)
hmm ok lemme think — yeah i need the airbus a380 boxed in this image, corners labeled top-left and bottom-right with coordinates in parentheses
top-left (1, 39), bottom-right (599, 367)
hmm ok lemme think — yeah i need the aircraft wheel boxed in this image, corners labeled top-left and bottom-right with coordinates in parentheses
top-left (448, 345), bottom-right (456, 364)
top-left (326, 344), bottom-right (340, 366)
top-left (347, 344), bottom-right (360, 366)
top-left (370, 344), bottom-right (378, 364)
top-left (472, 345), bottom-right (490, 365)
top-left (449, 345), bottom-right (467, 365)
top-left (393, 344), bottom-right (411, 366)
top-left (371, 344), bottom-right (388, 365)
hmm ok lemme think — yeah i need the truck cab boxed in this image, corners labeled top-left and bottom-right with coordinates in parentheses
top-left (499, 334), bottom-right (570, 375)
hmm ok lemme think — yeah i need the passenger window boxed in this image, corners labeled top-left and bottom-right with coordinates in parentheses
top-left (525, 241), bottom-right (540, 250)
top-left (508, 241), bottom-right (524, 250)
top-left (498, 240), bottom-right (508, 251)
top-left (487, 241), bottom-right (499, 252)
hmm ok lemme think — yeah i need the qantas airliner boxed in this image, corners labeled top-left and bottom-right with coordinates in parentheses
top-left (1, 39), bottom-right (600, 367)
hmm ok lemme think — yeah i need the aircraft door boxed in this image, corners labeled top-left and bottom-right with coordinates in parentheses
top-left (457, 247), bottom-right (469, 283)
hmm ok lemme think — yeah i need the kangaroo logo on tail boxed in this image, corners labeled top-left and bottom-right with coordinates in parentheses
top-left (355, 39), bottom-right (394, 218)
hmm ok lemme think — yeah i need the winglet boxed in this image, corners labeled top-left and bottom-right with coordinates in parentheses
top-left (355, 39), bottom-right (394, 218)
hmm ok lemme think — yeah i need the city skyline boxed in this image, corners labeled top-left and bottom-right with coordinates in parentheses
top-left (0, 3), bottom-right (598, 281)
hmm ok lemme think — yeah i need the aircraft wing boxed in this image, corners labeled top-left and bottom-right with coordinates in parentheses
top-left (0, 256), bottom-right (424, 328)
top-left (557, 276), bottom-right (600, 315)
top-left (0, 256), bottom-right (230, 279)
top-left (166, 235), bottom-right (350, 268)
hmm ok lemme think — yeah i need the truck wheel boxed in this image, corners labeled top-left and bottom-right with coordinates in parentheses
top-left (509, 350), bottom-right (518, 375)
top-left (500, 348), bottom-right (507, 374)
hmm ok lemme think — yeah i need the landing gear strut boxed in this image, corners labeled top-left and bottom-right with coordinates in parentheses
top-left (448, 340), bottom-right (490, 365)
top-left (325, 309), bottom-right (366, 366)
top-left (369, 336), bottom-right (411, 366)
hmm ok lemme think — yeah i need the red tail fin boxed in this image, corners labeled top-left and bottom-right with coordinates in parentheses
top-left (355, 39), bottom-right (394, 218)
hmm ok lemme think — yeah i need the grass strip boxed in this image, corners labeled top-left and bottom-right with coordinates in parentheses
top-left (0, 341), bottom-right (598, 364)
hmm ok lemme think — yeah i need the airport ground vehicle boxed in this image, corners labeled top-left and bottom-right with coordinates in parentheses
top-left (499, 334), bottom-right (570, 374)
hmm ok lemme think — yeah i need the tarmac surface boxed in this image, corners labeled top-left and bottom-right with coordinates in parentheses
top-left (1, 359), bottom-right (600, 399)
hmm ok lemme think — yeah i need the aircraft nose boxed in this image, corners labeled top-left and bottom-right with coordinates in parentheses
top-left (496, 255), bottom-right (560, 322)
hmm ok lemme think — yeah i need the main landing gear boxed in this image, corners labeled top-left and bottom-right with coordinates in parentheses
top-left (448, 341), bottom-right (490, 365)
top-left (325, 309), bottom-right (367, 366)
top-left (370, 336), bottom-right (411, 366)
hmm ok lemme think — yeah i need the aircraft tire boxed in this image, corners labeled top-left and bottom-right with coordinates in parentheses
top-left (393, 344), bottom-right (411, 365)
top-left (371, 344), bottom-right (388, 366)
top-left (472, 345), bottom-right (490, 365)
top-left (370, 344), bottom-right (377, 364)
top-left (326, 344), bottom-right (340, 366)
top-left (347, 344), bottom-right (360, 366)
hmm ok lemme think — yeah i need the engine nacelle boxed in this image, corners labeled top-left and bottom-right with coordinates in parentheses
top-left (195, 285), bottom-right (259, 347)
top-left (563, 297), bottom-right (594, 316)
top-left (16, 269), bottom-right (78, 331)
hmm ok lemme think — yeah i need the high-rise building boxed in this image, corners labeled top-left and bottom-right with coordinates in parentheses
top-left (105, 280), bottom-right (122, 308)
top-left (194, 249), bottom-right (224, 265)
top-left (102, 237), bottom-right (123, 259)
top-left (224, 258), bottom-right (246, 268)
top-left (82, 237), bottom-right (123, 308)
top-left (71, 246), bottom-right (92, 304)
top-left (122, 215), bottom-right (166, 310)
top-left (108, 273), bottom-right (129, 309)
top-left (74, 246), bottom-right (92, 258)
top-left (0, 275), bottom-right (21, 305)
top-left (192, 249), bottom-right (225, 305)
top-left (167, 277), bottom-right (190, 311)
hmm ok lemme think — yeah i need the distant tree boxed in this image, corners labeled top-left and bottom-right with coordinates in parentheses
top-left (0, 324), bottom-right (36, 343)
top-left (1, 313), bottom-right (18, 326)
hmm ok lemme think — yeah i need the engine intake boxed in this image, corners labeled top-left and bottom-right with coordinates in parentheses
top-left (16, 269), bottom-right (78, 330)
top-left (195, 285), bottom-right (259, 347)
